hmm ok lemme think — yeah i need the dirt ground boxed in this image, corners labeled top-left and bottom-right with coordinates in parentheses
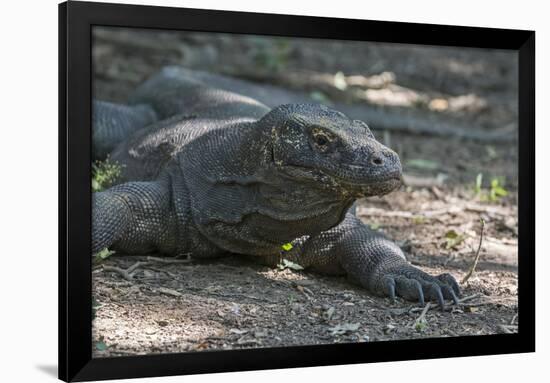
top-left (91, 27), bottom-right (519, 357)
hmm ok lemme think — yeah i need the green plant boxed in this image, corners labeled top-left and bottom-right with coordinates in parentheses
top-left (412, 216), bottom-right (426, 225)
top-left (443, 230), bottom-right (465, 250)
top-left (95, 341), bottom-right (108, 351)
top-left (281, 242), bottom-right (293, 251)
top-left (92, 158), bottom-right (122, 192)
top-left (489, 178), bottom-right (508, 201)
top-left (277, 259), bottom-right (304, 271)
top-left (415, 320), bottom-right (427, 332)
top-left (473, 173), bottom-right (508, 202)
top-left (93, 248), bottom-right (115, 264)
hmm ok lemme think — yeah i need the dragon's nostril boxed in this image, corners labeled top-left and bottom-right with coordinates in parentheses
top-left (371, 157), bottom-right (383, 166)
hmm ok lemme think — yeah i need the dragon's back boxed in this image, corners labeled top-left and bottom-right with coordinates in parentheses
top-left (128, 66), bottom-right (270, 121)
top-left (110, 114), bottom-right (256, 183)
top-left (99, 66), bottom-right (272, 183)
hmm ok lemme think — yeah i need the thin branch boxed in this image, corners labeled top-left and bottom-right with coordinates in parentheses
top-left (412, 302), bottom-right (431, 328)
top-left (461, 218), bottom-right (485, 284)
top-left (146, 256), bottom-right (193, 264)
top-left (497, 324), bottom-right (518, 334)
top-left (102, 265), bottom-right (134, 281)
top-left (126, 261), bottom-right (149, 275)
top-left (405, 293), bottom-right (483, 314)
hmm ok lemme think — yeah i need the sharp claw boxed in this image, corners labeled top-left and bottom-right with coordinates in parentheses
top-left (440, 285), bottom-right (458, 305)
top-left (438, 273), bottom-right (461, 297)
top-left (414, 280), bottom-right (425, 306)
top-left (380, 268), bottom-right (459, 308)
top-left (451, 281), bottom-right (461, 297)
top-left (385, 277), bottom-right (396, 302)
top-left (434, 284), bottom-right (445, 309)
top-left (450, 290), bottom-right (459, 305)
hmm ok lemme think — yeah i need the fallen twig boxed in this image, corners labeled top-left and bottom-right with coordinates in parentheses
top-left (126, 261), bottom-right (149, 275)
top-left (461, 218), bottom-right (485, 284)
top-left (497, 324), bottom-right (518, 334)
top-left (430, 186), bottom-right (446, 200)
top-left (101, 260), bottom-right (150, 280)
top-left (464, 203), bottom-right (512, 217)
top-left (460, 301), bottom-right (497, 308)
top-left (406, 293), bottom-right (483, 314)
top-left (456, 293), bottom-right (484, 303)
top-left (295, 284), bottom-right (314, 300)
top-left (102, 265), bottom-right (134, 281)
top-left (146, 256), bottom-right (193, 264)
top-left (157, 287), bottom-right (183, 297)
top-left (412, 302), bottom-right (431, 328)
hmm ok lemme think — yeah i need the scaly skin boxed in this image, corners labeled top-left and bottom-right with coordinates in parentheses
top-left (92, 100), bottom-right (157, 160)
top-left (92, 67), bottom-right (460, 306)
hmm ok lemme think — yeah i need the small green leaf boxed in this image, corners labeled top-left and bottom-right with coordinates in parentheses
top-left (445, 230), bottom-right (459, 239)
top-left (278, 259), bottom-right (304, 271)
top-left (91, 179), bottom-right (101, 192)
top-left (369, 223), bottom-right (381, 230)
top-left (93, 248), bottom-right (115, 265)
top-left (494, 186), bottom-right (508, 197)
top-left (415, 321), bottom-right (427, 332)
top-left (95, 341), bottom-right (107, 351)
top-left (489, 177), bottom-right (508, 201)
top-left (95, 248), bottom-right (115, 260)
top-left (92, 158), bottom-right (122, 192)
top-left (444, 230), bottom-right (465, 250)
top-left (281, 242), bottom-right (293, 251)
top-left (412, 216), bottom-right (426, 224)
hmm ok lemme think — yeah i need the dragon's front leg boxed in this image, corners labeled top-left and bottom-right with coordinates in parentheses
top-left (297, 212), bottom-right (460, 307)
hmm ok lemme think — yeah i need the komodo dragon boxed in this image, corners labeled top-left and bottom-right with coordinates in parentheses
top-left (92, 66), bottom-right (460, 307)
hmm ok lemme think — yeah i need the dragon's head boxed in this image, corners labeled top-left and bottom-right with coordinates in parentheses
top-left (263, 104), bottom-right (402, 198)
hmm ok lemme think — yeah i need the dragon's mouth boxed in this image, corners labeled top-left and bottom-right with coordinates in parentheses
top-left (278, 162), bottom-right (402, 196)
top-left (341, 176), bottom-right (402, 197)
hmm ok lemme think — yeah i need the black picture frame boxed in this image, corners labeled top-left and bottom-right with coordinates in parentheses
top-left (59, 1), bottom-right (535, 381)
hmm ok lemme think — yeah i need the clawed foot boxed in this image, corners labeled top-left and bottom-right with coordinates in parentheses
top-left (376, 264), bottom-right (461, 309)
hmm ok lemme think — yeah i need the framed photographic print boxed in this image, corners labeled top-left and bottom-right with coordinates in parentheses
top-left (59, 1), bottom-right (535, 381)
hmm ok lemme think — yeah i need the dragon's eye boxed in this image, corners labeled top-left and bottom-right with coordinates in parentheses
top-left (315, 135), bottom-right (329, 146)
top-left (311, 127), bottom-right (334, 148)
